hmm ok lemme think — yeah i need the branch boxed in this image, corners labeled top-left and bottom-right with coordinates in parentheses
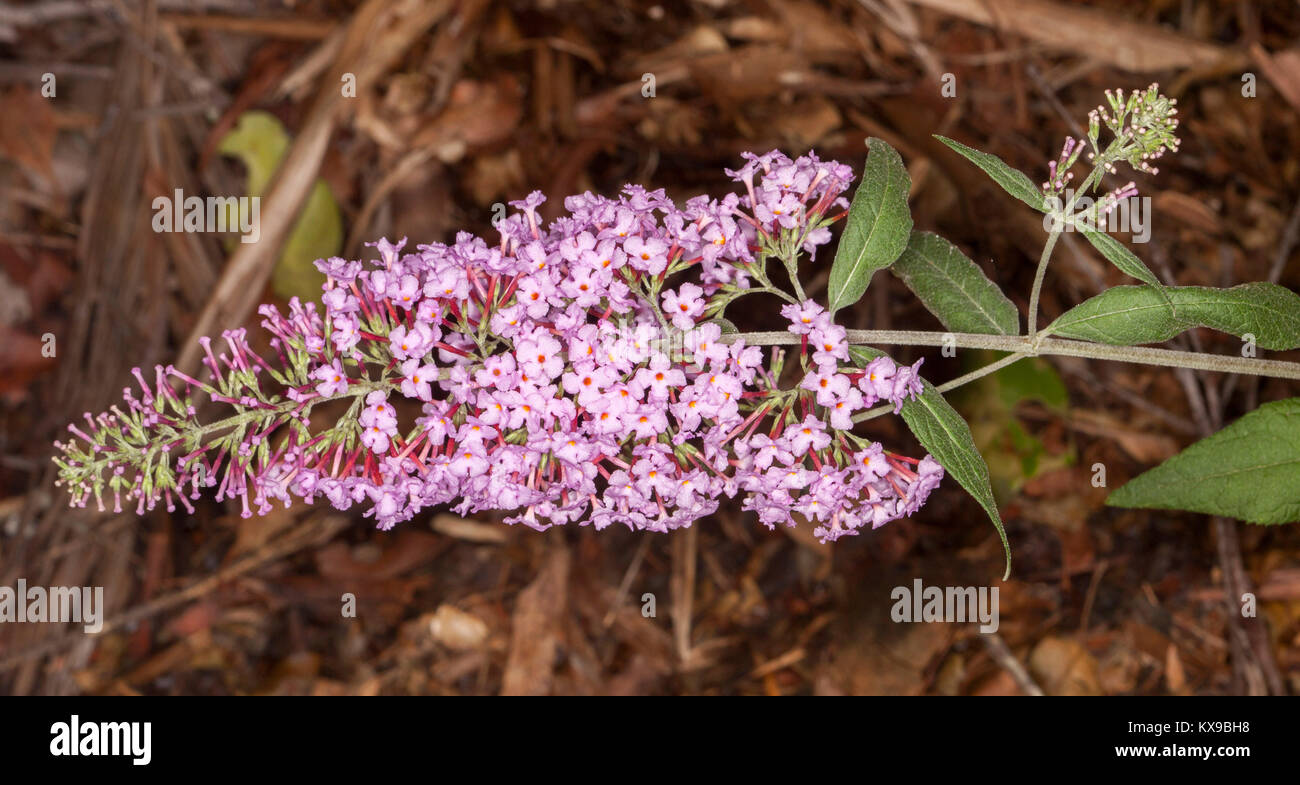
top-left (723, 329), bottom-right (1300, 381)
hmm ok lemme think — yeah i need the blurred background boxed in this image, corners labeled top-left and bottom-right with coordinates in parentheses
top-left (1, 0), bottom-right (1298, 695)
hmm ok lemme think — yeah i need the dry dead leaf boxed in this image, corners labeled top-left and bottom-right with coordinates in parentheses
top-left (1165, 643), bottom-right (1190, 695)
top-left (0, 326), bottom-right (48, 397)
top-left (1028, 636), bottom-right (1103, 695)
top-left (969, 667), bottom-right (1027, 696)
top-left (411, 76), bottom-right (524, 164)
top-left (427, 604), bottom-right (490, 650)
top-left (1250, 44), bottom-right (1300, 114)
top-left (1068, 410), bottom-right (1180, 463)
top-left (1154, 191), bottom-right (1223, 234)
top-left (630, 24), bottom-right (728, 77)
top-left (431, 512), bottom-right (508, 544)
top-left (314, 529), bottom-right (446, 581)
top-left (770, 96), bottom-right (841, 148)
top-left (466, 149), bottom-right (525, 208)
top-left (0, 86), bottom-right (56, 187)
top-left (501, 545), bottom-right (570, 696)
top-left (688, 46), bottom-right (807, 102)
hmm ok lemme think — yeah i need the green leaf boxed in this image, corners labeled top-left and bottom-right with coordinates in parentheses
top-left (891, 231), bottom-right (1019, 336)
top-left (827, 137), bottom-right (912, 314)
top-left (1077, 226), bottom-right (1166, 296)
top-left (1045, 283), bottom-right (1300, 351)
top-left (218, 110), bottom-right (343, 304)
top-left (934, 135), bottom-right (1046, 212)
top-left (1108, 397), bottom-right (1300, 524)
top-left (957, 352), bottom-right (1072, 505)
top-left (847, 346), bottom-right (882, 367)
top-left (217, 111), bottom-right (289, 194)
top-left (851, 346), bottom-right (1012, 578)
top-left (989, 353), bottom-right (1069, 411)
top-left (902, 380), bottom-right (1012, 579)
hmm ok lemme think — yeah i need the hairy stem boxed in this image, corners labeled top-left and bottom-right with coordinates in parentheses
top-left (781, 256), bottom-right (808, 302)
top-left (67, 378), bottom-right (396, 489)
top-left (851, 350), bottom-right (1031, 424)
top-left (1028, 167), bottom-right (1102, 341)
top-left (724, 329), bottom-right (1300, 381)
top-left (1026, 227), bottom-right (1061, 341)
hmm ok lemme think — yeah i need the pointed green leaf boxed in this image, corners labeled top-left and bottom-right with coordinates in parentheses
top-left (902, 379), bottom-right (1012, 579)
top-left (957, 352), bottom-right (1071, 505)
top-left (934, 135), bottom-right (1046, 212)
top-left (850, 346), bottom-right (1011, 578)
top-left (891, 231), bottom-right (1019, 335)
top-left (1045, 283), bottom-right (1300, 351)
top-left (827, 138), bottom-right (912, 314)
top-left (988, 353), bottom-right (1068, 411)
top-left (1078, 226), bottom-right (1166, 295)
top-left (705, 317), bottom-right (738, 334)
top-left (848, 346), bottom-right (882, 367)
top-left (219, 110), bottom-right (343, 304)
top-left (1108, 397), bottom-right (1300, 524)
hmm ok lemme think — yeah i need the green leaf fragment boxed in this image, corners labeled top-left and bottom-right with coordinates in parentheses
top-left (218, 110), bottom-right (344, 304)
top-left (1046, 282), bottom-right (1300, 351)
top-left (850, 346), bottom-right (1012, 579)
top-left (891, 231), bottom-right (1019, 336)
top-left (826, 137), bottom-right (913, 314)
top-left (1077, 226), bottom-right (1167, 298)
top-left (900, 379), bottom-right (1013, 579)
top-left (934, 135), bottom-right (1046, 212)
top-left (1108, 397), bottom-right (1300, 525)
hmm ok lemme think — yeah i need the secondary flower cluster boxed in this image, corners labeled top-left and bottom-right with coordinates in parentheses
top-left (54, 151), bottom-right (942, 543)
top-left (1044, 84), bottom-right (1178, 219)
top-left (1087, 83), bottom-right (1180, 176)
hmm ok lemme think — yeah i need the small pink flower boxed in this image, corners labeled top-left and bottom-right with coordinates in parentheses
top-left (662, 283), bottom-right (705, 329)
top-left (633, 353), bottom-right (685, 402)
top-left (624, 235), bottom-right (668, 274)
top-left (780, 300), bottom-right (826, 335)
top-left (800, 369), bottom-right (850, 407)
top-left (388, 322), bottom-right (434, 361)
top-left (517, 332), bottom-right (564, 381)
top-left (311, 359), bottom-right (348, 397)
top-left (783, 415), bottom-right (831, 455)
top-left (399, 358), bottom-right (436, 401)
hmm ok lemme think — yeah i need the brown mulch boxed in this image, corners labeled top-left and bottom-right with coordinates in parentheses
top-left (1, 0), bottom-right (1299, 695)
